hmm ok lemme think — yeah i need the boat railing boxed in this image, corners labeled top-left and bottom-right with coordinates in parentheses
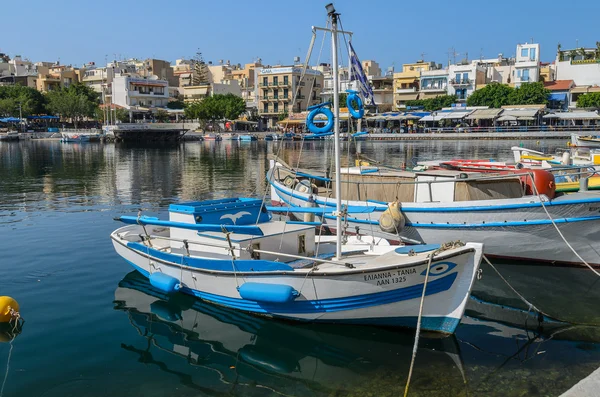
top-left (144, 234), bottom-right (358, 267)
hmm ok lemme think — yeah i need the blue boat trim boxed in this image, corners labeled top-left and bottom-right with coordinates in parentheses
top-left (395, 244), bottom-right (441, 254)
top-left (181, 272), bottom-right (457, 314)
top-left (127, 242), bottom-right (295, 272)
top-left (273, 184), bottom-right (600, 228)
top-left (271, 174), bottom-right (600, 212)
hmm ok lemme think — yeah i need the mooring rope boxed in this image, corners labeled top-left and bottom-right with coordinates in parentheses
top-left (527, 172), bottom-right (600, 277)
top-left (403, 248), bottom-right (435, 397)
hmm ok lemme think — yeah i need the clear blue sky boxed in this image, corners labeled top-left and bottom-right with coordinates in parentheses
top-left (2, 0), bottom-right (598, 71)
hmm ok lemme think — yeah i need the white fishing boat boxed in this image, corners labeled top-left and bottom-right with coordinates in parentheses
top-left (60, 129), bottom-right (104, 142)
top-left (570, 133), bottom-right (600, 149)
top-left (267, 160), bottom-right (600, 266)
top-left (110, 5), bottom-right (483, 334)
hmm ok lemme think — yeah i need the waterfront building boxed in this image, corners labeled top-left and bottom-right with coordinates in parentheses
top-left (370, 75), bottom-right (394, 111)
top-left (362, 60), bottom-right (381, 79)
top-left (419, 68), bottom-right (449, 100)
top-left (555, 45), bottom-right (600, 86)
top-left (182, 81), bottom-right (242, 103)
top-left (447, 62), bottom-right (486, 102)
top-left (36, 64), bottom-right (79, 92)
top-left (80, 63), bottom-right (112, 93)
top-left (393, 61), bottom-right (434, 109)
top-left (540, 62), bottom-right (555, 83)
top-left (231, 61), bottom-right (263, 109)
top-left (257, 66), bottom-right (324, 127)
top-left (570, 85), bottom-right (600, 108)
top-left (478, 54), bottom-right (514, 85)
top-left (513, 43), bottom-right (540, 87)
top-left (544, 80), bottom-right (575, 110)
top-left (317, 63), bottom-right (351, 102)
top-left (111, 75), bottom-right (169, 109)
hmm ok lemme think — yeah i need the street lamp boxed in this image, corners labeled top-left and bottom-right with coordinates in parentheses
top-left (325, 3), bottom-right (336, 14)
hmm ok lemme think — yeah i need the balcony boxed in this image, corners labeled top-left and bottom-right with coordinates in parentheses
top-left (259, 82), bottom-right (269, 87)
top-left (395, 87), bottom-right (417, 93)
top-left (519, 76), bottom-right (530, 82)
top-left (450, 79), bottom-right (472, 86)
top-left (420, 85), bottom-right (448, 92)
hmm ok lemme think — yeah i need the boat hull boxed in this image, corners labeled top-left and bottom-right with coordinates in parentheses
top-left (268, 167), bottom-right (600, 267)
top-left (111, 229), bottom-right (481, 333)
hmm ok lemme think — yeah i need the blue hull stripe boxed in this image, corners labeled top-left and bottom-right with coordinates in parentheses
top-left (272, 185), bottom-right (600, 228)
top-left (121, 261), bottom-right (460, 333)
top-left (270, 178), bottom-right (600, 213)
top-left (181, 272), bottom-right (457, 314)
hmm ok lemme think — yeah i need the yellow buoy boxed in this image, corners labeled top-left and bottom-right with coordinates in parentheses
top-left (0, 297), bottom-right (19, 323)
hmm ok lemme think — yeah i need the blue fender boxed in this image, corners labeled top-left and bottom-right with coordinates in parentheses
top-left (306, 104), bottom-right (334, 134)
top-left (346, 90), bottom-right (364, 119)
top-left (149, 272), bottom-right (181, 294)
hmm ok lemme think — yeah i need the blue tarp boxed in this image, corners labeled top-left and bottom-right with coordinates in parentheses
top-left (548, 93), bottom-right (567, 102)
top-left (0, 117), bottom-right (20, 123)
top-left (26, 115), bottom-right (59, 120)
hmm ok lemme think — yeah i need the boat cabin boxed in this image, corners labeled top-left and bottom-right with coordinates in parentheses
top-left (168, 198), bottom-right (315, 260)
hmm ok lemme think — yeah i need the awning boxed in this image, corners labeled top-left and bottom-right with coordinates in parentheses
top-left (500, 109), bottom-right (539, 119)
top-left (395, 93), bottom-right (419, 101)
top-left (464, 108), bottom-right (503, 120)
top-left (278, 119), bottom-right (305, 124)
top-left (497, 115), bottom-right (517, 122)
top-left (543, 112), bottom-right (600, 120)
top-left (27, 115), bottom-right (59, 120)
top-left (419, 92), bottom-right (444, 99)
top-left (439, 111), bottom-right (471, 120)
top-left (548, 93), bottom-right (567, 102)
top-left (0, 117), bottom-right (21, 123)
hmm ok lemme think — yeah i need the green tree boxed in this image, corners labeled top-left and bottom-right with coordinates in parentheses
top-left (406, 95), bottom-right (457, 111)
top-left (277, 111), bottom-right (289, 121)
top-left (167, 100), bottom-right (185, 109)
top-left (45, 83), bottom-right (100, 127)
top-left (508, 82), bottom-right (549, 105)
top-left (569, 50), bottom-right (578, 61)
top-left (115, 108), bottom-right (130, 123)
top-left (467, 83), bottom-right (514, 108)
top-left (154, 109), bottom-right (170, 122)
top-left (222, 94), bottom-right (246, 120)
top-left (0, 85), bottom-right (47, 117)
top-left (576, 92), bottom-right (600, 108)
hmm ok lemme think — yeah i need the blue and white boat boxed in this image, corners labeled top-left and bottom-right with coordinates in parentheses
top-left (110, 6), bottom-right (483, 334)
top-left (267, 161), bottom-right (600, 266)
top-left (111, 198), bottom-right (482, 333)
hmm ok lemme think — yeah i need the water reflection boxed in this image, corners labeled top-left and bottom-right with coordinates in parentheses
top-left (114, 271), bottom-right (600, 397)
top-left (114, 271), bottom-right (468, 396)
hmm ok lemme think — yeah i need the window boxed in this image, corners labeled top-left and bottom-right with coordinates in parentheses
top-left (521, 48), bottom-right (529, 58)
top-left (283, 75), bottom-right (288, 85)
top-left (283, 88), bottom-right (288, 98)
top-left (283, 102), bottom-right (288, 112)
top-left (455, 73), bottom-right (461, 83)
top-left (462, 72), bottom-right (468, 82)
top-left (530, 48), bottom-right (536, 60)
top-left (522, 69), bottom-right (530, 81)
top-left (263, 103), bottom-right (268, 113)
top-left (263, 89), bottom-right (268, 98)
top-left (273, 76), bottom-right (278, 85)
top-left (262, 76), bottom-right (268, 86)
top-left (273, 89), bottom-right (278, 99)
top-left (273, 103), bottom-right (278, 113)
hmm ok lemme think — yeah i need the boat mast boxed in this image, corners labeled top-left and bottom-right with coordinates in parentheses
top-left (327, 3), bottom-right (342, 260)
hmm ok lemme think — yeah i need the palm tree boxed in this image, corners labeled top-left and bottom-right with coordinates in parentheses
top-left (579, 47), bottom-right (587, 60)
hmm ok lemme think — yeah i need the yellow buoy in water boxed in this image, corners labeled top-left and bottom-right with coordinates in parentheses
top-left (0, 297), bottom-right (19, 323)
top-left (379, 201), bottom-right (405, 234)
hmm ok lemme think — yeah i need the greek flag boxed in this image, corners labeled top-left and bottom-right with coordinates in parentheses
top-left (349, 42), bottom-right (375, 106)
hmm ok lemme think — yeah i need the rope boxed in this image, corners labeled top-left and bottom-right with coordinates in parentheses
top-left (527, 172), bottom-right (600, 277)
top-left (403, 248), bottom-right (436, 397)
top-left (0, 340), bottom-right (12, 397)
top-left (482, 254), bottom-right (551, 318)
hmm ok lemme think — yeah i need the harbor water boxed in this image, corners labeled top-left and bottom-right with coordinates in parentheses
top-left (0, 139), bottom-right (599, 397)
